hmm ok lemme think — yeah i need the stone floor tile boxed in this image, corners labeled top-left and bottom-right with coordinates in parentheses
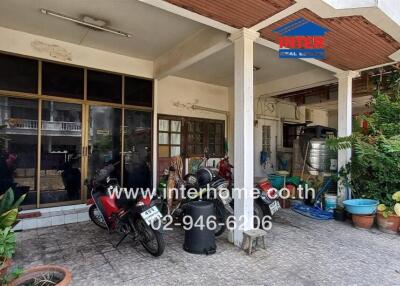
top-left (14, 210), bottom-right (400, 286)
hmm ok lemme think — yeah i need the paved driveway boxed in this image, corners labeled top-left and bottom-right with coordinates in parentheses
top-left (15, 210), bottom-right (400, 286)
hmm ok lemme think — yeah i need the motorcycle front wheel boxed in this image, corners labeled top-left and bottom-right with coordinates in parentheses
top-left (88, 204), bottom-right (107, 229)
top-left (134, 218), bottom-right (165, 257)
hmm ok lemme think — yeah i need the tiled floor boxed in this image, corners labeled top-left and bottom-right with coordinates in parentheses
top-left (14, 210), bottom-right (400, 286)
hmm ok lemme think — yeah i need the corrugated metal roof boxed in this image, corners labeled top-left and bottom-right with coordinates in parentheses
top-left (164, 2), bottom-right (400, 70)
top-left (260, 9), bottom-right (400, 70)
top-left (166, 0), bottom-right (296, 28)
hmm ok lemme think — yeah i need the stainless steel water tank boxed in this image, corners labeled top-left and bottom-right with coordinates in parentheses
top-left (307, 138), bottom-right (337, 175)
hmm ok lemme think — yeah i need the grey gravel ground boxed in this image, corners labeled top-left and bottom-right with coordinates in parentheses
top-left (14, 209), bottom-right (400, 286)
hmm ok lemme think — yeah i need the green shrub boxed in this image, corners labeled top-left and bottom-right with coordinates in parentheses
top-left (0, 188), bottom-right (26, 229)
top-left (0, 227), bottom-right (16, 263)
top-left (328, 70), bottom-right (400, 205)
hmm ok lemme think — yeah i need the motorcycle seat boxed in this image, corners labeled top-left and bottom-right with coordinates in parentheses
top-left (115, 197), bottom-right (137, 209)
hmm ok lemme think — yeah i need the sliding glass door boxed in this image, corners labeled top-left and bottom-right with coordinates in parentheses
top-left (0, 97), bottom-right (38, 207)
top-left (86, 106), bottom-right (153, 190)
top-left (0, 53), bottom-right (154, 209)
top-left (0, 98), bottom-right (152, 208)
top-left (87, 106), bottom-right (122, 185)
top-left (123, 109), bottom-right (152, 189)
top-left (39, 101), bottom-right (82, 206)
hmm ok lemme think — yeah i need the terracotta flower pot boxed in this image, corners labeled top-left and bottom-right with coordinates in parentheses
top-left (376, 212), bottom-right (400, 234)
top-left (0, 259), bottom-right (12, 280)
top-left (352, 214), bottom-right (375, 229)
top-left (9, 265), bottom-right (72, 286)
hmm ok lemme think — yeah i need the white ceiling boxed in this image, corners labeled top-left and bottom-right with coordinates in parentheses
top-left (0, 0), bottom-right (336, 90)
top-left (0, 0), bottom-right (205, 60)
top-left (175, 44), bottom-right (329, 87)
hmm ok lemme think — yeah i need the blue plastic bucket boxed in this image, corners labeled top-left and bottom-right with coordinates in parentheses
top-left (343, 199), bottom-right (378, 215)
top-left (324, 194), bottom-right (337, 212)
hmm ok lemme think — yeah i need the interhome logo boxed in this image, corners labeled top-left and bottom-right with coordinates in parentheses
top-left (273, 18), bottom-right (329, 59)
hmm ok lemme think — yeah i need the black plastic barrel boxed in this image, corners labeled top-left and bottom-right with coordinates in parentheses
top-left (183, 201), bottom-right (216, 255)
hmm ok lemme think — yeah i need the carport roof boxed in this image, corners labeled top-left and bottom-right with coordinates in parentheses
top-left (261, 8), bottom-right (400, 70)
top-left (167, 0), bottom-right (296, 28)
top-left (162, 0), bottom-right (400, 72)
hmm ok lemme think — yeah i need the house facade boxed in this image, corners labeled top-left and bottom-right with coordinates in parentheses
top-left (0, 0), bottom-right (399, 245)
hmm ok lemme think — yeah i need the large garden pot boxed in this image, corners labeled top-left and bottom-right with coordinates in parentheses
top-left (0, 259), bottom-right (12, 280)
top-left (376, 212), bottom-right (400, 234)
top-left (352, 214), bottom-right (375, 229)
top-left (9, 265), bottom-right (72, 286)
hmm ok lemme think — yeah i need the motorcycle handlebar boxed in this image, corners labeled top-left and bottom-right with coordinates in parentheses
top-left (95, 161), bottom-right (120, 184)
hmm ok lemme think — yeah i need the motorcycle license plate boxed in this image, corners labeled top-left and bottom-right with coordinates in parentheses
top-left (269, 201), bottom-right (281, 216)
top-left (140, 206), bottom-right (163, 225)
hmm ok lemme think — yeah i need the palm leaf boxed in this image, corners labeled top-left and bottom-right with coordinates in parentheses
top-left (0, 189), bottom-right (14, 215)
top-left (0, 209), bottom-right (18, 228)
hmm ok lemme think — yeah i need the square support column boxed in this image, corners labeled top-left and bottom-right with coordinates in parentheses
top-left (336, 71), bottom-right (359, 202)
top-left (152, 79), bottom-right (158, 189)
top-left (229, 28), bottom-right (259, 246)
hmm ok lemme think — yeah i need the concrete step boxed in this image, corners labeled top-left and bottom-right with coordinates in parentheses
top-left (14, 204), bottom-right (90, 231)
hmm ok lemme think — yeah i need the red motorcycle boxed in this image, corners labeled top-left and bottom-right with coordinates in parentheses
top-left (217, 156), bottom-right (233, 188)
top-left (217, 156), bottom-right (281, 222)
top-left (86, 163), bottom-right (165, 257)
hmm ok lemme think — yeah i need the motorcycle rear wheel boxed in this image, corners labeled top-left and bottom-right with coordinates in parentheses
top-left (134, 218), bottom-right (165, 257)
top-left (88, 204), bottom-right (107, 229)
top-left (214, 201), bottom-right (227, 237)
top-left (253, 201), bottom-right (264, 228)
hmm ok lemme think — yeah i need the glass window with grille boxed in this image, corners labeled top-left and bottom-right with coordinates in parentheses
top-left (158, 116), bottom-right (225, 158)
top-left (187, 120), bottom-right (204, 156)
top-left (158, 118), bottom-right (182, 158)
top-left (207, 122), bottom-right (224, 157)
top-left (262, 125), bottom-right (271, 155)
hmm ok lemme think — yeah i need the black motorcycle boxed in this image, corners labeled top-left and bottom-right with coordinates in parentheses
top-left (157, 163), bottom-right (231, 236)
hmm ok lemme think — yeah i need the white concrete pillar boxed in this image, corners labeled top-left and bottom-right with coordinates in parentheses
top-left (336, 71), bottom-right (359, 202)
top-left (229, 28), bottom-right (259, 246)
top-left (152, 79), bottom-right (158, 189)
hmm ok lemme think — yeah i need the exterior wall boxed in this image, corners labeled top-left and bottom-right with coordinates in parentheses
top-left (228, 86), bottom-right (235, 160)
top-left (308, 109), bottom-right (329, 126)
top-left (328, 111), bottom-right (339, 130)
top-left (0, 25), bottom-right (334, 181)
top-left (253, 96), bottom-right (329, 177)
top-left (254, 69), bottom-right (335, 98)
top-left (157, 76), bottom-right (229, 121)
top-left (328, 106), bottom-right (372, 131)
top-left (156, 76), bottom-right (229, 182)
top-left (0, 26), bottom-right (153, 78)
top-left (251, 69), bottom-right (334, 176)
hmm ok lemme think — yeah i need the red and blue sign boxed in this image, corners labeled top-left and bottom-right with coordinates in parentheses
top-left (273, 18), bottom-right (329, 59)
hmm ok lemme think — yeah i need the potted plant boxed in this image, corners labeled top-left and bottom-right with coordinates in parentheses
top-left (9, 265), bottom-right (72, 286)
top-left (328, 69), bottom-right (400, 230)
top-left (0, 189), bottom-right (72, 285)
top-left (0, 188), bottom-right (26, 283)
top-left (0, 227), bottom-right (15, 277)
top-left (351, 214), bottom-right (376, 229)
top-left (376, 191), bottom-right (400, 234)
